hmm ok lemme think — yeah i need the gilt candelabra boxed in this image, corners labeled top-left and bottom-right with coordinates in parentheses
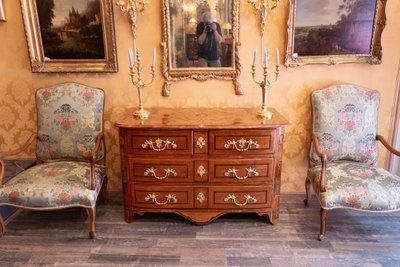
top-left (251, 48), bottom-right (280, 119)
top-left (116, 0), bottom-right (156, 120)
top-left (128, 48), bottom-right (156, 120)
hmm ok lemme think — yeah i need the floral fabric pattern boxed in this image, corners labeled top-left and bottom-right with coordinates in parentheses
top-left (308, 162), bottom-right (400, 211)
top-left (54, 104), bottom-right (79, 131)
top-left (0, 161), bottom-right (106, 208)
top-left (36, 83), bottom-right (105, 161)
top-left (310, 84), bottom-right (380, 166)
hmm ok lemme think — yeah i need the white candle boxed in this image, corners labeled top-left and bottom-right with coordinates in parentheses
top-left (276, 48), bottom-right (280, 66)
top-left (152, 48), bottom-right (156, 67)
top-left (128, 48), bottom-right (134, 67)
top-left (264, 49), bottom-right (268, 68)
top-left (253, 49), bottom-right (257, 65)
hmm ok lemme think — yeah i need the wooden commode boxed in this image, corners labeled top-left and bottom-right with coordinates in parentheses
top-left (115, 108), bottom-right (287, 224)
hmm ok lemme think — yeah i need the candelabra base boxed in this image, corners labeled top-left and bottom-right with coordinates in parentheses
top-left (256, 109), bottom-right (273, 120)
top-left (133, 108), bottom-right (150, 120)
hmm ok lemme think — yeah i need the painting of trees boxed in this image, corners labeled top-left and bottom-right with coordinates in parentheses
top-left (294, 0), bottom-right (376, 56)
top-left (36, 0), bottom-right (55, 37)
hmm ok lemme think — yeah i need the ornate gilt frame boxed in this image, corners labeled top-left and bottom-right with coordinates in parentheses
top-left (20, 0), bottom-right (117, 73)
top-left (161, 0), bottom-right (242, 96)
top-left (285, 0), bottom-right (387, 67)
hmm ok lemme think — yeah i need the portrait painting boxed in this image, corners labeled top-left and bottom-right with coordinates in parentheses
top-left (285, 0), bottom-right (387, 66)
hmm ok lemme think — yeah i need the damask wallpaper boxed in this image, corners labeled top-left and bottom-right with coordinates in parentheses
top-left (0, 1), bottom-right (400, 192)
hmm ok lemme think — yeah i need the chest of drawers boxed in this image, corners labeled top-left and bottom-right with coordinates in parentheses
top-left (115, 108), bottom-right (287, 224)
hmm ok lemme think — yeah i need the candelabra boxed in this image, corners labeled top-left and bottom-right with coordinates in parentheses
top-left (247, 0), bottom-right (281, 36)
top-left (251, 49), bottom-right (280, 119)
top-left (129, 48), bottom-right (155, 120)
top-left (117, 0), bottom-right (156, 120)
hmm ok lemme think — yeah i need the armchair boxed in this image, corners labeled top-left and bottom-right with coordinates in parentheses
top-left (0, 83), bottom-right (107, 238)
top-left (305, 84), bottom-right (400, 240)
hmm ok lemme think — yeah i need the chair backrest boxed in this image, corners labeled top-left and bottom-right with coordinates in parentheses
top-left (309, 84), bottom-right (380, 166)
top-left (36, 83), bottom-right (105, 161)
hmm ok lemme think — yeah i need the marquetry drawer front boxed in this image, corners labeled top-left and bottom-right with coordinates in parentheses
top-left (128, 158), bottom-right (193, 182)
top-left (132, 184), bottom-right (194, 209)
top-left (209, 130), bottom-right (275, 155)
top-left (125, 130), bottom-right (193, 155)
top-left (209, 186), bottom-right (272, 209)
top-left (210, 158), bottom-right (274, 183)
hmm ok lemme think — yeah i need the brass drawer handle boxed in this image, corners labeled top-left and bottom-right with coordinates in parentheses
top-left (144, 167), bottom-right (178, 180)
top-left (224, 194), bottom-right (257, 207)
top-left (224, 138), bottom-right (260, 151)
top-left (224, 167), bottom-right (259, 180)
top-left (145, 193), bottom-right (178, 206)
top-left (142, 138), bottom-right (177, 151)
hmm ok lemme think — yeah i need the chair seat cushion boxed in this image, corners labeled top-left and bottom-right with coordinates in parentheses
top-left (308, 162), bottom-right (400, 211)
top-left (0, 161), bottom-right (106, 209)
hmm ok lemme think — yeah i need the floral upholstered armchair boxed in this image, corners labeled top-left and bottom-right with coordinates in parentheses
top-left (305, 84), bottom-right (400, 240)
top-left (0, 83), bottom-right (107, 238)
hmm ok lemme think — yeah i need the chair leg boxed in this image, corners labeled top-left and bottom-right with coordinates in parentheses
top-left (0, 215), bottom-right (6, 237)
top-left (86, 207), bottom-right (96, 239)
top-left (319, 207), bottom-right (329, 241)
top-left (304, 178), bottom-right (311, 206)
top-left (99, 176), bottom-right (108, 204)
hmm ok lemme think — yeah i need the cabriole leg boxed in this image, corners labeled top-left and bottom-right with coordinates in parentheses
top-left (319, 207), bottom-right (329, 241)
top-left (86, 207), bottom-right (96, 239)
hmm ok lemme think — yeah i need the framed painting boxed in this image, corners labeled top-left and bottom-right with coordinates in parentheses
top-left (285, 0), bottom-right (387, 67)
top-left (0, 0), bottom-right (5, 21)
top-left (20, 0), bottom-right (117, 73)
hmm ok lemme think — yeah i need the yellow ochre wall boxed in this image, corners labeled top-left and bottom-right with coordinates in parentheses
top-left (1, 1), bottom-right (400, 192)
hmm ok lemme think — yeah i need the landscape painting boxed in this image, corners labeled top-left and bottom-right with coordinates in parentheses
top-left (285, 0), bottom-right (386, 66)
top-left (21, 0), bottom-right (117, 72)
top-left (294, 0), bottom-right (377, 56)
top-left (37, 0), bottom-right (105, 59)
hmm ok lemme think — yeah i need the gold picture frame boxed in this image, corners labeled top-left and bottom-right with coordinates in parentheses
top-left (161, 0), bottom-right (242, 96)
top-left (0, 0), bottom-right (5, 22)
top-left (20, 0), bottom-right (117, 73)
top-left (285, 0), bottom-right (387, 67)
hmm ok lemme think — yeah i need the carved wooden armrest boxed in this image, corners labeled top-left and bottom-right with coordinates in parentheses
top-left (89, 132), bottom-right (105, 190)
top-left (376, 135), bottom-right (400, 157)
top-left (0, 134), bottom-right (36, 188)
top-left (0, 134), bottom-right (36, 159)
top-left (313, 135), bottom-right (327, 193)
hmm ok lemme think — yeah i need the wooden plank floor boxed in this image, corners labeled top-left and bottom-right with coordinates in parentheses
top-left (0, 193), bottom-right (400, 267)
